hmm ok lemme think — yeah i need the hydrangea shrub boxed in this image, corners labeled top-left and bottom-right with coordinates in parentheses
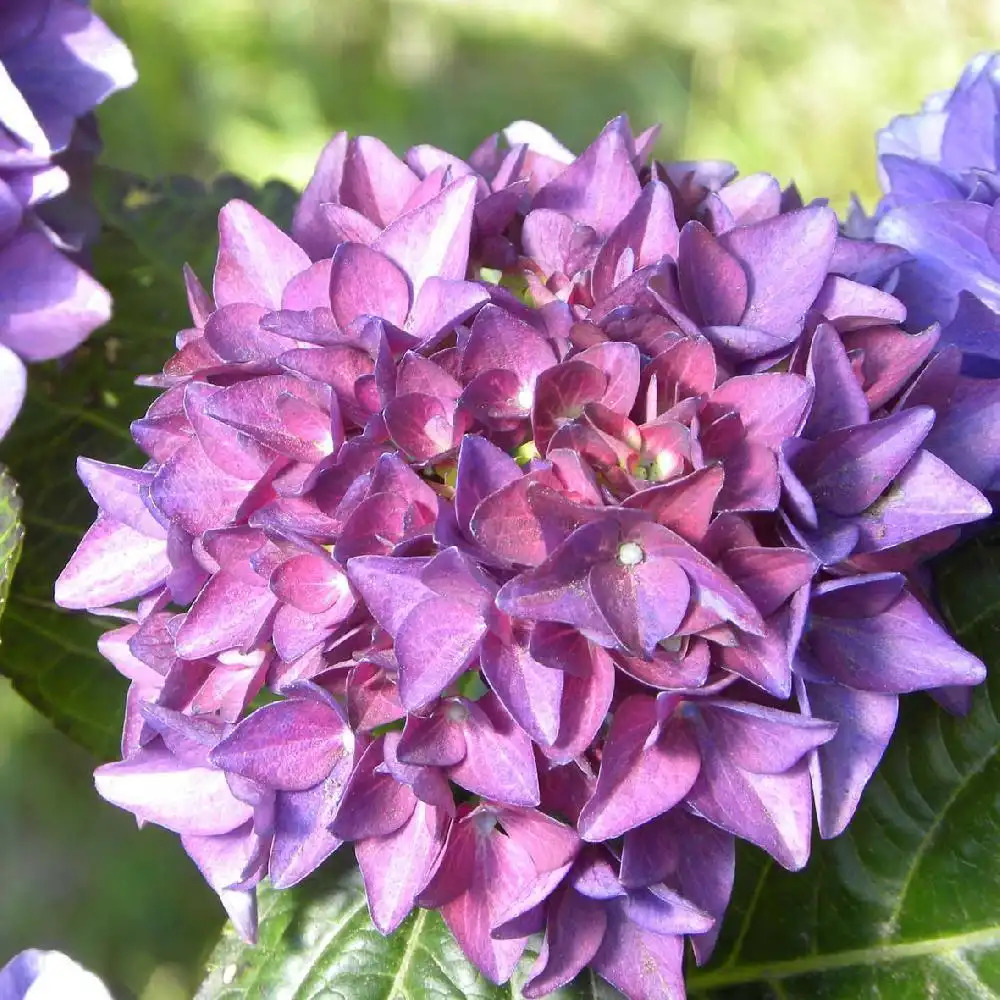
top-left (53, 115), bottom-right (1000, 998)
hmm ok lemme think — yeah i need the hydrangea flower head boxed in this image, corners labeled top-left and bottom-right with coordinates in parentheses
top-left (57, 117), bottom-right (994, 998)
top-left (868, 53), bottom-right (1000, 371)
top-left (0, 0), bottom-right (136, 437)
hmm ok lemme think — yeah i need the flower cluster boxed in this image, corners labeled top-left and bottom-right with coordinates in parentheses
top-left (56, 117), bottom-right (998, 999)
top-left (865, 53), bottom-right (1000, 374)
top-left (0, 0), bottom-right (135, 438)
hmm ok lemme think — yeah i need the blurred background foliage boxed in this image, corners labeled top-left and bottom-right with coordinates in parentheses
top-left (2, 1), bottom-right (998, 998)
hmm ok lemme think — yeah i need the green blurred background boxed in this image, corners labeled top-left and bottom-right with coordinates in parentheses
top-left (2, 1), bottom-right (998, 997)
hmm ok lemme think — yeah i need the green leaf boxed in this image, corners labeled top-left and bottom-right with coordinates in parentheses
top-left (684, 533), bottom-right (1000, 999)
top-left (0, 467), bottom-right (24, 630)
top-left (0, 168), bottom-right (296, 760)
top-left (197, 854), bottom-right (618, 1000)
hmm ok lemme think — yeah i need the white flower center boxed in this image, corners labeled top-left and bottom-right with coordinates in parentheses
top-left (515, 383), bottom-right (535, 411)
top-left (617, 541), bottom-right (645, 567)
top-left (652, 449), bottom-right (682, 482)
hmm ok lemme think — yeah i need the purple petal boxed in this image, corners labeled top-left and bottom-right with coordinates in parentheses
top-left (523, 887), bottom-right (607, 998)
top-left (209, 698), bottom-right (352, 792)
top-left (373, 175), bottom-right (478, 295)
top-left (357, 800), bottom-right (450, 934)
top-left (54, 514), bottom-right (169, 610)
top-left (591, 900), bottom-right (686, 1000)
top-left (719, 206), bottom-right (838, 336)
top-left (329, 242), bottom-right (411, 330)
top-left (533, 116), bottom-right (641, 236)
top-left (797, 678), bottom-right (898, 840)
top-left (449, 695), bottom-right (540, 807)
top-left (791, 408), bottom-right (935, 516)
top-left (578, 696), bottom-right (700, 842)
top-left (95, 746), bottom-right (253, 836)
top-left (677, 221), bottom-right (748, 327)
top-left (214, 200), bottom-right (309, 310)
top-left (804, 590), bottom-right (986, 693)
top-left (480, 631), bottom-right (564, 746)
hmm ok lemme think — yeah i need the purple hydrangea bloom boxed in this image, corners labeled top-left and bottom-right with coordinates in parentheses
top-left (58, 117), bottom-right (992, 998)
top-left (0, 949), bottom-right (114, 1000)
top-left (866, 53), bottom-right (1000, 373)
top-left (0, 0), bottom-right (136, 438)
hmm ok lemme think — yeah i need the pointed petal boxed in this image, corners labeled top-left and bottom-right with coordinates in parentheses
top-left (578, 697), bottom-right (700, 842)
top-left (214, 200), bottom-right (309, 309)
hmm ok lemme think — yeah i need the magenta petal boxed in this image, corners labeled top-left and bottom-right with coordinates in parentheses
top-left (147, 437), bottom-right (248, 536)
top-left (328, 241), bottom-right (411, 330)
top-left (462, 304), bottom-right (557, 385)
top-left (356, 800), bottom-right (450, 934)
top-left (578, 696), bottom-right (700, 842)
top-left (174, 571), bottom-right (277, 660)
top-left (708, 373), bottom-right (812, 449)
top-left (798, 678), bottom-right (899, 840)
top-left (813, 274), bottom-right (906, 331)
top-left (622, 466), bottom-right (723, 545)
top-left (439, 821), bottom-right (534, 984)
top-left (469, 475), bottom-right (550, 567)
top-left (406, 277), bottom-right (489, 347)
top-left (719, 546), bottom-right (818, 617)
top-left (75, 459), bottom-right (165, 537)
top-left (397, 710), bottom-right (467, 767)
top-left (183, 383), bottom-right (275, 481)
top-left (454, 434), bottom-right (522, 533)
top-left (339, 135), bottom-right (418, 225)
top-left (495, 518), bottom-right (618, 640)
top-left (95, 746), bottom-right (253, 836)
top-left (209, 698), bottom-right (352, 791)
top-left (373, 175), bottom-right (477, 295)
top-left (214, 200), bottom-right (310, 310)
top-left (449, 695), bottom-right (540, 807)
top-left (270, 553), bottom-right (347, 613)
top-left (544, 645), bottom-right (616, 764)
top-left (291, 131), bottom-right (347, 257)
top-left (593, 180), bottom-right (680, 301)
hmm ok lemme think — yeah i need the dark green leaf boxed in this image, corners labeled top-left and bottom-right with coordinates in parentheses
top-left (0, 169), bottom-right (296, 760)
top-left (0, 467), bottom-right (23, 630)
top-left (685, 533), bottom-right (1000, 999)
top-left (197, 853), bottom-right (618, 1000)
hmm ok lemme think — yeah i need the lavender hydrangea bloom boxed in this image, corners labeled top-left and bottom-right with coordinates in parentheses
top-left (0, 949), bottom-right (114, 1000)
top-left (0, 0), bottom-right (136, 438)
top-left (868, 53), bottom-right (1000, 371)
top-left (57, 117), bottom-right (992, 999)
